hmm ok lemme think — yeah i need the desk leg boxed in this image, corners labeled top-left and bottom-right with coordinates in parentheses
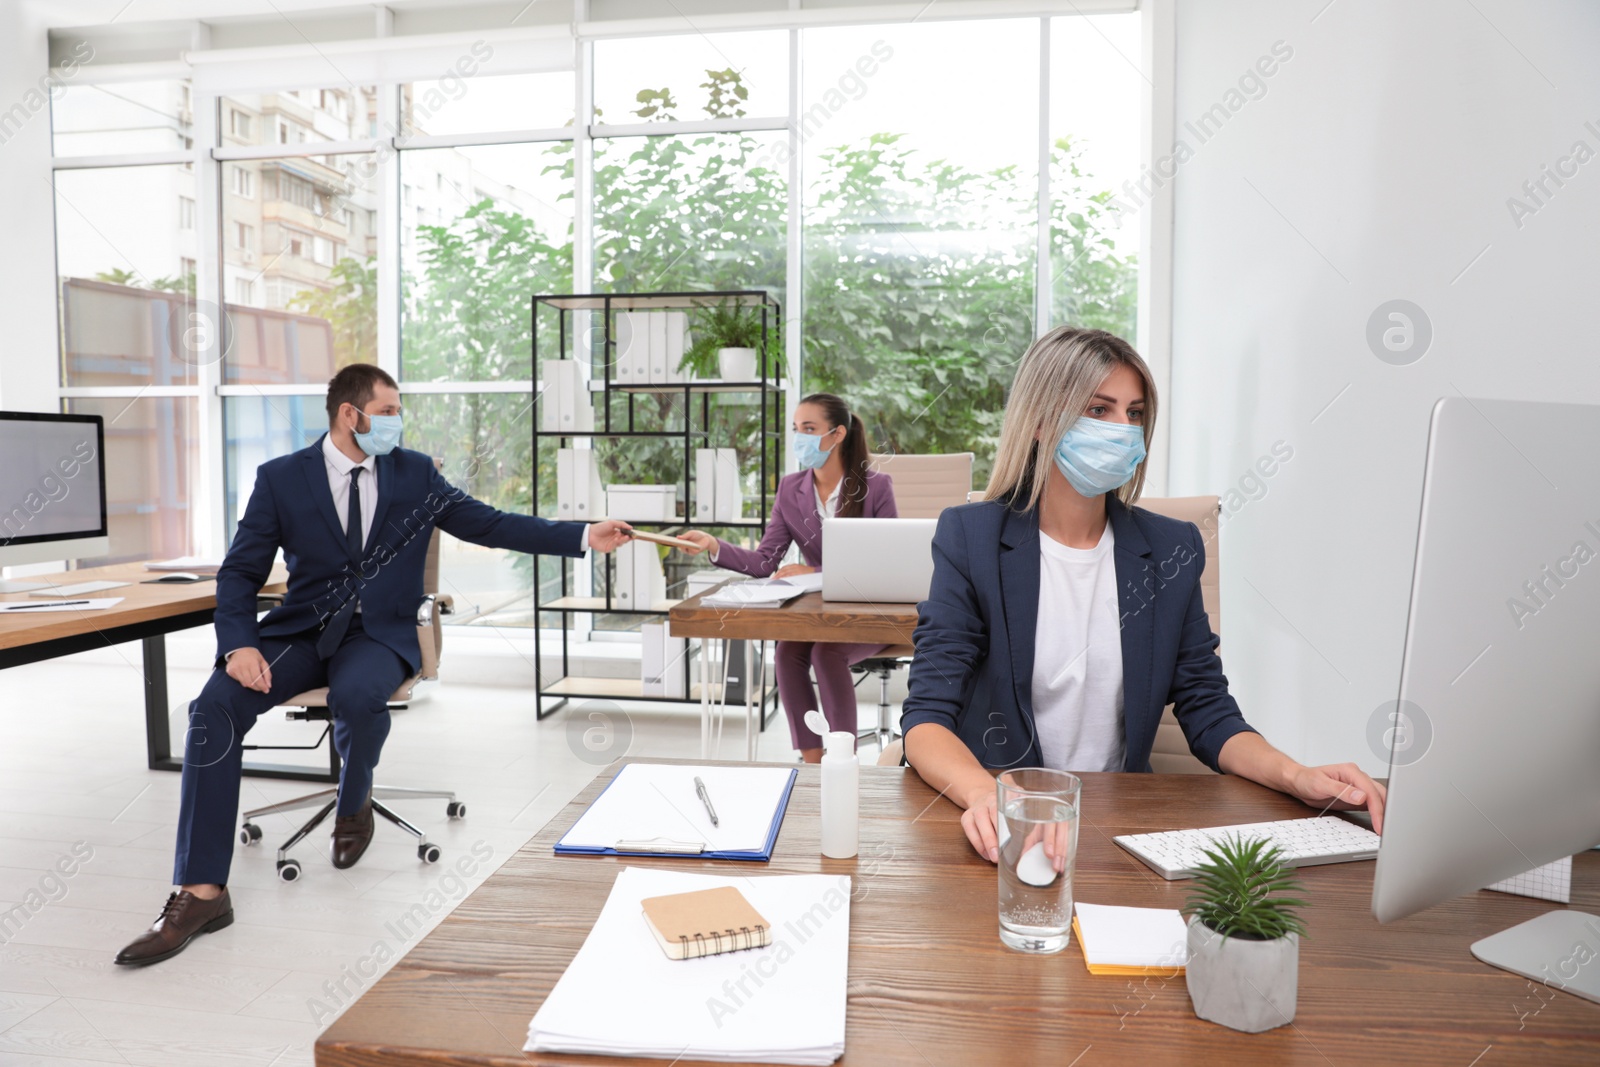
top-left (699, 636), bottom-right (711, 759)
top-left (143, 635), bottom-right (172, 769)
top-left (142, 634), bottom-right (338, 784)
top-left (745, 638), bottom-right (757, 762)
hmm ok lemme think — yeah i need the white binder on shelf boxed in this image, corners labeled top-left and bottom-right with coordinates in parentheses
top-left (713, 447), bottom-right (743, 522)
top-left (613, 540), bottom-right (636, 610)
top-left (559, 447), bottom-right (604, 521)
top-left (664, 310), bottom-right (688, 383)
top-left (614, 311), bottom-right (642, 385)
top-left (694, 448), bottom-right (716, 522)
top-left (639, 621), bottom-right (687, 696)
top-left (647, 312), bottom-right (668, 383)
top-left (543, 360), bottom-right (593, 433)
top-left (631, 538), bottom-right (666, 611)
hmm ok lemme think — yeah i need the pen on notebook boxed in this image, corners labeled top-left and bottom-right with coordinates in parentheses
top-left (694, 776), bottom-right (720, 827)
top-left (2, 600), bottom-right (91, 610)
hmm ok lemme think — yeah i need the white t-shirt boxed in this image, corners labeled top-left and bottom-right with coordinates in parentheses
top-left (1030, 522), bottom-right (1127, 773)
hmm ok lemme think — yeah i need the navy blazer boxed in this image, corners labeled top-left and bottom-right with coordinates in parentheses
top-left (214, 436), bottom-right (587, 673)
top-left (900, 494), bottom-right (1256, 772)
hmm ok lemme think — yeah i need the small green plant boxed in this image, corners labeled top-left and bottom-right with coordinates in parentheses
top-left (1183, 835), bottom-right (1308, 942)
top-left (680, 300), bottom-right (778, 378)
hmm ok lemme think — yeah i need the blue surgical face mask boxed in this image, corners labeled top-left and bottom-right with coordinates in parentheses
top-left (1052, 416), bottom-right (1146, 497)
top-left (792, 429), bottom-right (836, 471)
top-left (353, 409), bottom-right (403, 457)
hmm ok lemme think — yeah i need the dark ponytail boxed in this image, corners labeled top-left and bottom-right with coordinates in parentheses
top-left (800, 392), bottom-right (871, 519)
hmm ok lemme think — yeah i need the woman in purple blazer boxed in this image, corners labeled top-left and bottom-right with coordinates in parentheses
top-left (681, 393), bottom-right (897, 762)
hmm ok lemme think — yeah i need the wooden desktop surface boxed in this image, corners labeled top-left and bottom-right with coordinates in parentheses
top-left (316, 761), bottom-right (1600, 1066)
top-left (669, 589), bottom-right (919, 645)
top-left (0, 561), bottom-right (287, 651)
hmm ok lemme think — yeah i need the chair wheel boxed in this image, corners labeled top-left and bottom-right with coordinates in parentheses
top-left (446, 801), bottom-right (466, 819)
top-left (418, 843), bottom-right (441, 864)
top-left (276, 858), bottom-right (302, 882)
top-left (240, 823), bottom-right (262, 846)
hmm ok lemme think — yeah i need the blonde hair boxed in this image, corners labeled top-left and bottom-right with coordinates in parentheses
top-left (982, 326), bottom-right (1159, 512)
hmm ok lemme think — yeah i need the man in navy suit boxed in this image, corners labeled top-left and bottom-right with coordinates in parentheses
top-left (116, 364), bottom-right (631, 966)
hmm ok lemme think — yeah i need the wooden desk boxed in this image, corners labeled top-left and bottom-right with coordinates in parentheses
top-left (668, 590), bottom-right (921, 758)
top-left (669, 589), bottom-right (919, 647)
top-left (317, 761), bottom-right (1600, 1066)
top-left (0, 561), bottom-right (315, 779)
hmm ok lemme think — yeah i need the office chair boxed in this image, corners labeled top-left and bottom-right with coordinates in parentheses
top-left (848, 452), bottom-right (974, 755)
top-left (1136, 495), bottom-right (1222, 774)
top-left (238, 511), bottom-right (466, 882)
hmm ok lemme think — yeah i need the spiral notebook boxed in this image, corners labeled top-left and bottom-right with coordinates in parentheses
top-left (641, 885), bottom-right (772, 960)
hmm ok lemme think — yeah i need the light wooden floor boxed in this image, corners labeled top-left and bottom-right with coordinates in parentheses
top-left (0, 627), bottom-right (846, 1066)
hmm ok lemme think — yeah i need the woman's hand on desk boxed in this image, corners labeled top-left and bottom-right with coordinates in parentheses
top-left (677, 531), bottom-right (718, 557)
top-left (775, 564), bottom-right (817, 579)
top-left (960, 787), bottom-right (1001, 864)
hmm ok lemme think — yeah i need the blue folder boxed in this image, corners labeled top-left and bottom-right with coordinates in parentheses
top-left (554, 765), bottom-right (798, 862)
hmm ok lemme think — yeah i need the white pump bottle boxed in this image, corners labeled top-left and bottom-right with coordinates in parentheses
top-left (807, 710), bottom-right (858, 859)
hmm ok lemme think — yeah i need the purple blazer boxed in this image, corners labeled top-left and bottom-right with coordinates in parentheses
top-left (714, 468), bottom-right (898, 576)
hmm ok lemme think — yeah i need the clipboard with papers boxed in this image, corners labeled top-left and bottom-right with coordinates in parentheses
top-left (554, 763), bottom-right (798, 862)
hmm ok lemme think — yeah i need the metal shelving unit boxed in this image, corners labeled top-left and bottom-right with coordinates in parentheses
top-left (531, 290), bottom-right (783, 721)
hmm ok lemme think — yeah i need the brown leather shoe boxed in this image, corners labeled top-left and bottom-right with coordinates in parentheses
top-left (331, 799), bottom-right (375, 869)
top-left (114, 889), bottom-right (233, 966)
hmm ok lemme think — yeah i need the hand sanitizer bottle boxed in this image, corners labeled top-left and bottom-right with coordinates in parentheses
top-left (808, 710), bottom-right (858, 859)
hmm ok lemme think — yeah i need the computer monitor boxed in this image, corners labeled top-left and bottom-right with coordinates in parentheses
top-left (1371, 397), bottom-right (1600, 1003)
top-left (0, 411), bottom-right (108, 591)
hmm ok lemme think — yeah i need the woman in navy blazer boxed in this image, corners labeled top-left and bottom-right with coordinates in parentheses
top-left (681, 394), bottom-right (896, 762)
top-left (901, 327), bottom-right (1386, 864)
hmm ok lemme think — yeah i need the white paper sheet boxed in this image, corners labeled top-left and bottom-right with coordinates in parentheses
top-left (526, 866), bottom-right (849, 1064)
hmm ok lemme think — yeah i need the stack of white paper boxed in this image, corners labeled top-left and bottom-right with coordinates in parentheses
top-left (1073, 902), bottom-right (1189, 972)
top-left (526, 866), bottom-right (849, 1065)
top-left (541, 360), bottom-right (595, 433)
top-left (144, 557), bottom-right (222, 574)
top-left (699, 574), bottom-right (818, 609)
top-left (556, 447), bottom-right (605, 522)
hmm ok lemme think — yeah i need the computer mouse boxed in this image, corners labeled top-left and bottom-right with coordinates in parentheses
top-left (155, 573), bottom-right (201, 583)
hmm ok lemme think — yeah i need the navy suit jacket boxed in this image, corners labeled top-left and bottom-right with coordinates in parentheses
top-left (900, 494), bottom-right (1256, 772)
top-left (214, 436), bottom-right (586, 673)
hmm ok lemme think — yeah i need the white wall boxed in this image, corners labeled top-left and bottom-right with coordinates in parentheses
top-left (0, 3), bottom-right (62, 413)
top-left (1167, 0), bottom-right (1600, 770)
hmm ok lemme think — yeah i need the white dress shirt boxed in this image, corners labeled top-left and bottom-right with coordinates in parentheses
top-left (321, 433), bottom-right (378, 550)
top-left (1030, 523), bottom-right (1127, 772)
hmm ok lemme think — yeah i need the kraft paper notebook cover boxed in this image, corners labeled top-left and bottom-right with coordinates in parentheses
top-left (641, 885), bottom-right (773, 960)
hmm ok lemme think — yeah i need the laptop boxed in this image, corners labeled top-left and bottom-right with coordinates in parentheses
top-left (820, 517), bottom-right (938, 603)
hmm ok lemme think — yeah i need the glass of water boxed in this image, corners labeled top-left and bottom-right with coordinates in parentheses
top-left (996, 767), bottom-right (1081, 954)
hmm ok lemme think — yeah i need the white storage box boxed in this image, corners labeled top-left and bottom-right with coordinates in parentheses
top-left (606, 485), bottom-right (680, 522)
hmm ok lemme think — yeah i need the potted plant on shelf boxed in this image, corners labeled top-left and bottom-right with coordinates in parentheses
top-left (680, 300), bottom-right (770, 382)
top-left (1183, 835), bottom-right (1308, 1034)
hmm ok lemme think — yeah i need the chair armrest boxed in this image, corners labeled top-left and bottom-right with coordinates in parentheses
top-left (256, 592), bottom-right (285, 610)
top-left (415, 594), bottom-right (448, 681)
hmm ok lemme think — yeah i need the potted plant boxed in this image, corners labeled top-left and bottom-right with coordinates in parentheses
top-left (1183, 835), bottom-right (1308, 1033)
top-left (680, 300), bottom-right (771, 381)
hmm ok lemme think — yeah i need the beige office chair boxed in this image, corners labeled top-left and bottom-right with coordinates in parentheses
top-left (847, 452), bottom-right (974, 755)
top-left (1136, 495), bottom-right (1222, 774)
top-left (239, 490), bottom-right (463, 882)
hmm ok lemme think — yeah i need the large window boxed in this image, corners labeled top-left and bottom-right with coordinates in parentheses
top-left (49, 11), bottom-right (1143, 619)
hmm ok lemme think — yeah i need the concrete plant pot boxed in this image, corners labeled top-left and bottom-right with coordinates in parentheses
top-left (1185, 916), bottom-right (1299, 1033)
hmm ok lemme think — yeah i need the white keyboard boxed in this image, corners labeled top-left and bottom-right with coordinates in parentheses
top-left (1114, 816), bottom-right (1380, 880)
top-left (28, 580), bottom-right (129, 597)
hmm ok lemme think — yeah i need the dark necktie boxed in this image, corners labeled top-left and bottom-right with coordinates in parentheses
top-left (317, 467), bottom-right (365, 659)
top-left (346, 467), bottom-right (364, 559)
